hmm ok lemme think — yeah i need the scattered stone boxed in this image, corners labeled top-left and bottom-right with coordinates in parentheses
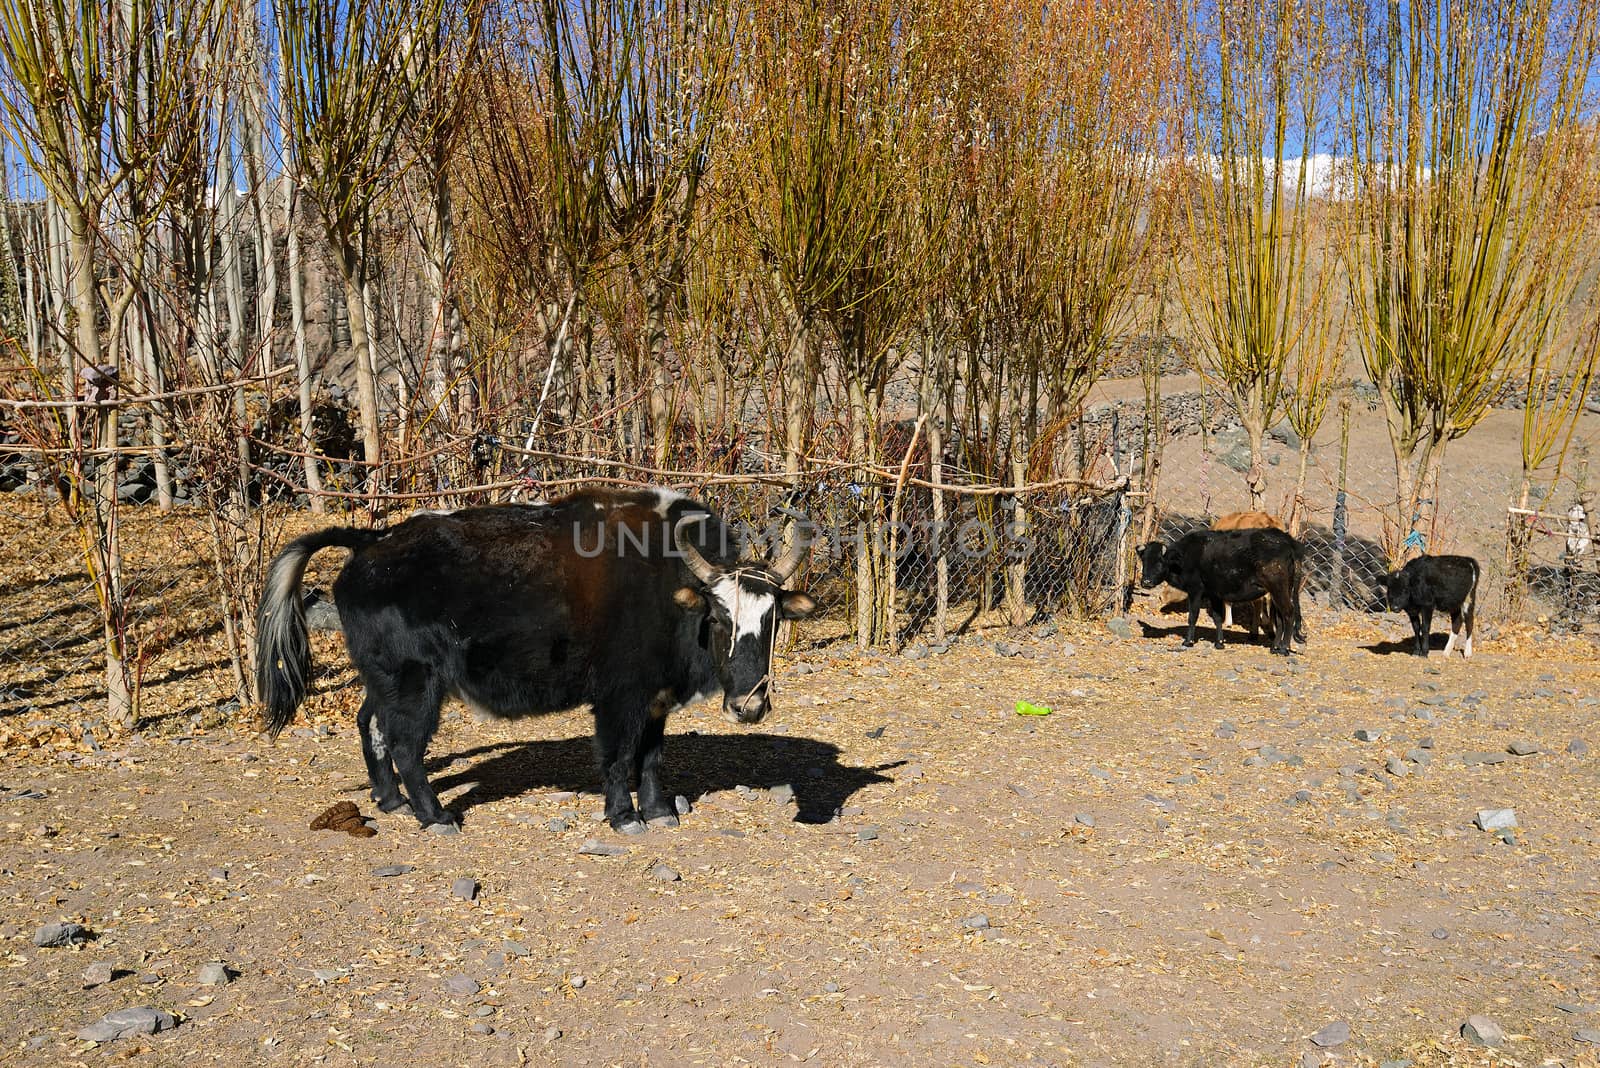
top-left (1168, 773), bottom-right (1198, 786)
top-left (427, 821), bottom-right (461, 836)
top-left (502, 940), bottom-right (531, 958)
top-left (1007, 782), bottom-right (1035, 800)
top-left (1570, 739), bottom-right (1590, 757)
top-left (1106, 617), bottom-right (1133, 639)
top-left (1288, 790), bottom-right (1313, 805)
top-left (471, 1022), bottom-right (494, 1035)
top-left (452, 878), bottom-right (479, 902)
top-left (82, 961), bottom-right (117, 988)
top-left (1385, 757), bottom-right (1409, 777)
top-left (32, 921), bottom-right (91, 947)
top-left (824, 981), bottom-right (841, 993)
top-left (196, 963), bottom-right (231, 986)
top-left (1309, 1020), bottom-right (1350, 1048)
top-left (1215, 722), bottom-right (1237, 740)
top-left (1432, 929), bottom-right (1450, 942)
top-left (544, 1025), bottom-right (563, 1041)
top-left (902, 644), bottom-right (929, 660)
top-left (1475, 808), bottom-right (1517, 831)
top-left (1555, 1002), bottom-right (1592, 1015)
top-left (1459, 751), bottom-right (1509, 766)
top-left (1354, 728), bottom-right (1382, 742)
top-left (76, 1006), bottom-right (177, 1043)
top-left (372, 865), bottom-right (415, 878)
top-left (862, 664), bottom-right (889, 677)
top-left (312, 967), bottom-right (349, 982)
top-left (1074, 812), bottom-right (1096, 828)
top-left (962, 914), bottom-right (991, 930)
top-left (856, 827), bottom-right (880, 842)
top-left (578, 839), bottom-right (628, 857)
top-left (546, 817), bottom-right (570, 832)
top-left (769, 783), bottom-right (796, 803)
top-left (1576, 1028), bottom-right (1600, 1044)
top-left (1507, 740), bottom-right (1540, 756)
top-left (650, 864), bottom-right (681, 882)
top-left (1460, 1015), bottom-right (1506, 1048)
top-left (569, 975), bottom-right (587, 989)
top-left (443, 974), bottom-right (480, 997)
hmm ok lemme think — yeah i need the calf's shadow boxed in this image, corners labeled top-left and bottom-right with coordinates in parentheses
top-left (345, 732), bottom-right (902, 826)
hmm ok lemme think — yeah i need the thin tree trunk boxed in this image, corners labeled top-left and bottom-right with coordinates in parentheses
top-left (336, 249), bottom-right (383, 487)
top-left (284, 177), bottom-right (325, 511)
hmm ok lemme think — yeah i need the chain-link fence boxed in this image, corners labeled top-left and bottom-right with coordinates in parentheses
top-left (3, 385), bottom-right (1596, 737)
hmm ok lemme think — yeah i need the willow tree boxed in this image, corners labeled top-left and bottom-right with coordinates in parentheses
top-left (276, 0), bottom-right (458, 482)
top-left (1179, 0), bottom-right (1334, 513)
top-left (1344, 0), bottom-right (1598, 561)
top-left (0, 0), bottom-right (223, 728)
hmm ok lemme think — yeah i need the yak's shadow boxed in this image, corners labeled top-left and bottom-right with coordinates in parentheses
top-left (380, 731), bottom-right (903, 826)
top-left (1360, 635), bottom-right (1447, 657)
top-left (1136, 619), bottom-right (1276, 646)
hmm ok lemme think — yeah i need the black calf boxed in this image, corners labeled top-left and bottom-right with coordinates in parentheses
top-left (1380, 554), bottom-right (1479, 658)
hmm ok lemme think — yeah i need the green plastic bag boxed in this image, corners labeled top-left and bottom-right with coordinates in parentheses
top-left (1015, 700), bottom-right (1053, 717)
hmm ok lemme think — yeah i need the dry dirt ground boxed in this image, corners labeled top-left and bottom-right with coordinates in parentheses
top-left (2, 609), bottom-right (1600, 1067)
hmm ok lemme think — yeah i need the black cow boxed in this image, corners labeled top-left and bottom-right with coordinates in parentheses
top-left (256, 487), bottom-right (816, 834)
top-left (1137, 528), bottom-right (1304, 654)
top-left (1379, 554), bottom-right (1479, 658)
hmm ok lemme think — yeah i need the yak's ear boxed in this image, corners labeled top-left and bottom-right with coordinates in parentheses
top-left (674, 586), bottom-right (707, 611)
top-left (780, 591), bottom-right (817, 620)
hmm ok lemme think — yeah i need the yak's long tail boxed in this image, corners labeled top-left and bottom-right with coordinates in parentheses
top-left (256, 527), bottom-right (384, 736)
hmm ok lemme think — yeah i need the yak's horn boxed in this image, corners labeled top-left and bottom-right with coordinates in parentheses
top-left (673, 515), bottom-right (720, 584)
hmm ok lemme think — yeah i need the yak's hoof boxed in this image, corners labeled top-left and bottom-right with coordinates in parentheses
top-left (1180, 639), bottom-right (1196, 648)
top-left (646, 813), bottom-right (679, 829)
top-left (1212, 640), bottom-right (1225, 649)
top-left (613, 817), bottom-right (647, 836)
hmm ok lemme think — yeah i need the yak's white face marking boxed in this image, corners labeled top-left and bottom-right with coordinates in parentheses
top-left (651, 488), bottom-right (690, 518)
top-left (710, 576), bottom-right (776, 644)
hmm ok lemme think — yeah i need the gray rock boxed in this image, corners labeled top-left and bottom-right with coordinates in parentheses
top-left (474, 1005), bottom-right (495, 1016)
top-left (1570, 739), bottom-right (1590, 757)
top-left (578, 839), bottom-right (628, 857)
top-left (862, 664), bottom-right (889, 677)
top-left (856, 827), bottom-right (880, 842)
top-left (372, 864), bottom-right (415, 878)
top-left (32, 921), bottom-right (91, 947)
top-left (1107, 617), bottom-right (1133, 639)
top-left (544, 1025), bottom-right (563, 1041)
top-left (304, 598), bottom-right (342, 633)
top-left (1074, 812), bottom-right (1097, 828)
top-left (1288, 790), bottom-right (1313, 805)
top-left (1507, 740), bottom-right (1540, 756)
top-left (569, 974), bottom-right (586, 989)
top-left (902, 644), bottom-right (929, 660)
top-left (83, 961), bottom-right (117, 988)
top-left (1385, 757), bottom-right (1409, 777)
top-left (427, 821), bottom-right (461, 836)
top-left (1309, 1020), bottom-right (1350, 1047)
top-left (312, 967), bottom-right (349, 982)
top-left (824, 981), bottom-right (841, 993)
top-left (1459, 751), bottom-right (1509, 766)
top-left (769, 783), bottom-right (796, 803)
top-left (1354, 728), bottom-right (1382, 742)
top-left (443, 974), bottom-right (480, 997)
top-left (546, 817), bottom-right (570, 832)
top-left (452, 878), bottom-right (479, 902)
top-left (650, 864), bottom-right (681, 882)
top-left (196, 963), bottom-right (231, 986)
top-left (502, 940), bottom-right (531, 958)
top-left (76, 1006), bottom-right (177, 1043)
top-left (962, 914), bottom-right (991, 930)
top-left (471, 1022), bottom-right (495, 1035)
top-left (1007, 782), bottom-right (1035, 799)
top-left (1576, 1028), bottom-right (1600, 1044)
top-left (1460, 1014), bottom-right (1506, 1048)
top-left (1432, 929), bottom-right (1450, 942)
top-left (1475, 808), bottom-right (1517, 831)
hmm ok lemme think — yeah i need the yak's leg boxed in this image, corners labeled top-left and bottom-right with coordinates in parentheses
top-left (594, 698), bottom-right (648, 835)
top-left (636, 711), bottom-right (676, 828)
top-left (357, 694), bottom-right (407, 814)
top-left (1183, 598), bottom-right (1202, 647)
top-left (1210, 598), bottom-right (1227, 649)
top-left (382, 664), bottom-right (453, 829)
top-left (1223, 604), bottom-right (1235, 629)
top-left (1443, 610), bottom-right (1460, 657)
top-left (1407, 608), bottom-right (1431, 657)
